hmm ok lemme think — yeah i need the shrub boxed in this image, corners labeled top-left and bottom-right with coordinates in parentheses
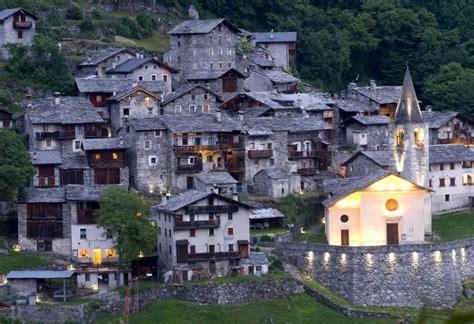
top-left (65, 6), bottom-right (82, 20)
top-left (79, 19), bottom-right (96, 33)
top-left (91, 10), bottom-right (102, 20)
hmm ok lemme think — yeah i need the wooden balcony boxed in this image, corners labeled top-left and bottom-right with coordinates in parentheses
top-left (187, 251), bottom-right (240, 262)
top-left (174, 143), bottom-right (244, 155)
top-left (175, 218), bottom-right (220, 230)
top-left (297, 167), bottom-right (317, 176)
top-left (289, 150), bottom-right (317, 159)
top-left (176, 161), bottom-right (203, 173)
top-left (35, 131), bottom-right (76, 140)
top-left (438, 138), bottom-right (473, 145)
top-left (187, 204), bottom-right (239, 214)
top-left (38, 176), bottom-right (55, 188)
top-left (13, 21), bottom-right (32, 29)
top-left (248, 150), bottom-right (273, 159)
top-left (77, 210), bottom-right (97, 225)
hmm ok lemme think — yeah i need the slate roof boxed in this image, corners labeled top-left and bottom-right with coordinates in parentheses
top-left (0, 8), bottom-right (37, 21)
top-left (341, 150), bottom-right (390, 168)
top-left (162, 84), bottom-right (221, 106)
top-left (239, 252), bottom-right (269, 266)
top-left (352, 86), bottom-right (402, 104)
top-left (160, 114), bottom-right (243, 133)
top-left (31, 151), bottom-right (62, 165)
top-left (65, 185), bottom-right (106, 201)
top-left (78, 48), bottom-right (131, 67)
top-left (281, 93), bottom-right (333, 111)
top-left (249, 208), bottom-right (285, 220)
top-left (394, 67), bottom-right (422, 123)
top-left (168, 18), bottom-right (240, 35)
top-left (186, 68), bottom-right (246, 81)
top-left (196, 171), bottom-right (238, 185)
top-left (422, 111), bottom-right (460, 129)
top-left (7, 271), bottom-right (75, 280)
top-left (20, 187), bottom-right (66, 203)
top-left (262, 70), bottom-right (298, 84)
top-left (60, 155), bottom-right (88, 169)
top-left (238, 47), bottom-right (275, 68)
top-left (244, 116), bottom-right (329, 133)
top-left (125, 117), bottom-right (168, 131)
top-left (27, 97), bottom-right (103, 125)
top-left (107, 58), bottom-right (177, 74)
top-left (257, 168), bottom-right (292, 180)
top-left (252, 32), bottom-right (297, 43)
top-left (349, 115), bottom-right (391, 125)
top-left (153, 190), bottom-right (214, 212)
top-left (107, 86), bottom-right (161, 102)
top-left (331, 98), bottom-right (378, 113)
top-left (82, 138), bottom-right (128, 151)
top-left (430, 145), bottom-right (474, 164)
top-left (75, 78), bottom-right (168, 94)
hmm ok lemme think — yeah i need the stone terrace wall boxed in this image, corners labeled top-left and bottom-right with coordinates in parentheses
top-left (275, 239), bottom-right (474, 308)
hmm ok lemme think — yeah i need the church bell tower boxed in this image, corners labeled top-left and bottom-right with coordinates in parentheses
top-left (389, 66), bottom-right (429, 187)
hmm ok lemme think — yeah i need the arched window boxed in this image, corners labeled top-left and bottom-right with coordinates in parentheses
top-left (414, 128), bottom-right (424, 146)
top-left (395, 129), bottom-right (405, 147)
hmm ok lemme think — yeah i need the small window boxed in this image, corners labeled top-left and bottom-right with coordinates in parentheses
top-left (445, 194), bottom-right (450, 201)
top-left (227, 227), bottom-right (234, 236)
top-left (209, 49), bottom-right (214, 57)
top-left (440, 164), bottom-right (444, 171)
top-left (162, 75), bottom-right (168, 82)
top-left (155, 130), bottom-right (161, 137)
top-left (439, 178), bottom-right (445, 187)
top-left (203, 94), bottom-right (208, 100)
top-left (209, 228), bottom-right (214, 236)
top-left (191, 95), bottom-right (196, 100)
top-left (450, 163), bottom-right (455, 170)
top-left (190, 245), bottom-right (196, 254)
top-left (151, 75), bottom-right (157, 81)
top-left (73, 140), bottom-right (81, 151)
top-left (385, 199), bottom-right (399, 211)
top-left (18, 31), bottom-right (23, 39)
top-left (450, 177), bottom-right (456, 186)
top-left (80, 228), bottom-right (87, 239)
top-left (190, 229), bottom-right (196, 237)
top-left (149, 156), bottom-right (157, 166)
top-left (218, 62), bottom-right (223, 69)
top-left (46, 139), bottom-right (52, 148)
top-left (340, 215), bottom-right (349, 223)
top-left (137, 75), bottom-right (144, 81)
top-left (228, 244), bottom-right (234, 252)
top-left (395, 129), bottom-right (405, 146)
top-left (95, 153), bottom-right (101, 160)
top-left (227, 35), bottom-right (231, 42)
top-left (414, 128), bottom-right (424, 146)
top-left (227, 48), bottom-right (232, 56)
top-left (144, 140), bottom-right (151, 150)
top-left (227, 62), bottom-right (232, 68)
top-left (175, 105), bottom-right (182, 113)
top-left (189, 105), bottom-right (197, 113)
top-left (177, 41), bottom-right (181, 47)
top-left (207, 155), bottom-right (213, 162)
top-left (429, 179), bottom-right (432, 188)
top-left (85, 273), bottom-right (90, 281)
top-left (203, 104), bottom-right (210, 113)
top-left (123, 108), bottom-right (130, 117)
top-left (228, 213), bottom-right (233, 220)
top-left (112, 152), bottom-right (118, 160)
top-left (270, 158), bottom-right (275, 166)
top-left (210, 62), bottom-right (214, 69)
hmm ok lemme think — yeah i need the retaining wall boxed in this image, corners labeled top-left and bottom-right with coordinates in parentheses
top-left (275, 238), bottom-right (474, 308)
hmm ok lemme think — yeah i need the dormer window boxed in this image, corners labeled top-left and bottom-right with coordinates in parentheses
top-left (395, 129), bottom-right (405, 147)
top-left (414, 128), bottom-right (424, 146)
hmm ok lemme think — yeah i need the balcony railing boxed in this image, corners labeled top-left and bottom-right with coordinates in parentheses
top-left (187, 204), bottom-right (239, 214)
top-left (174, 143), bottom-right (244, 155)
top-left (438, 138), bottom-right (473, 145)
top-left (297, 167), bottom-right (317, 176)
top-left (187, 251), bottom-right (240, 262)
top-left (38, 176), bottom-right (55, 188)
top-left (289, 150), bottom-right (317, 159)
top-left (248, 150), bottom-right (273, 159)
top-left (85, 129), bottom-right (103, 138)
top-left (35, 131), bottom-right (76, 140)
top-left (175, 218), bottom-right (220, 230)
top-left (13, 21), bottom-right (32, 29)
top-left (77, 210), bottom-right (98, 225)
top-left (176, 161), bottom-right (203, 173)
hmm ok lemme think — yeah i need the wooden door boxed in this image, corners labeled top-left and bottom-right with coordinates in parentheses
top-left (38, 165), bottom-right (55, 187)
top-left (341, 230), bottom-right (349, 246)
top-left (186, 176), bottom-right (194, 190)
top-left (386, 224), bottom-right (399, 245)
top-left (223, 77), bottom-right (237, 92)
top-left (238, 243), bottom-right (249, 258)
top-left (176, 245), bottom-right (188, 263)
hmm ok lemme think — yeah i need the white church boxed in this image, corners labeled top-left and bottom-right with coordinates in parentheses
top-left (323, 67), bottom-right (434, 246)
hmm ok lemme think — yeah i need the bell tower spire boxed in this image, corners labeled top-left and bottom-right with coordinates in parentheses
top-left (394, 66), bottom-right (423, 124)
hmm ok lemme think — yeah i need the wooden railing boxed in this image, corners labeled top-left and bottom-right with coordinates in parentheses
top-left (438, 138), bottom-right (473, 145)
top-left (187, 251), bottom-right (240, 261)
top-left (174, 143), bottom-right (244, 154)
top-left (77, 210), bottom-right (97, 225)
top-left (187, 204), bottom-right (239, 214)
top-left (175, 218), bottom-right (220, 230)
top-left (38, 176), bottom-right (55, 188)
top-left (297, 167), bottom-right (317, 176)
top-left (176, 160), bottom-right (203, 173)
top-left (248, 150), bottom-right (273, 159)
top-left (13, 21), bottom-right (32, 29)
top-left (289, 150), bottom-right (318, 159)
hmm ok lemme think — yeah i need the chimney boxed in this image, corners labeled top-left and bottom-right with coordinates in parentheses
top-left (270, 29), bottom-right (274, 39)
top-left (370, 80), bottom-right (376, 90)
top-left (54, 92), bottom-right (60, 105)
top-left (216, 109), bottom-right (222, 122)
top-left (238, 111), bottom-right (244, 121)
top-left (211, 184), bottom-right (219, 194)
top-left (136, 53), bottom-right (140, 59)
top-left (205, 83), bottom-right (211, 90)
top-left (272, 85), bottom-right (278, 94)
top-left (132, 81), bottom-right (138, 87)
top-left (296, 94), bottom-right (303, 108)
top-left (348, 82), bottom-right (356, 90)
top-left (87, 55), bottom-right (92, 62)
top-left (26, 94), bottom-right (32, 108)
top-left (119, 136), bottom-right (124, 145)
top-left (32, 152), bottom-right (37, 160)
top-left (112, 62), bottom-right (116, 69)
top-left (302, 107), bottom-right (309, 118)
top-left (425, 105), bottom-right (432, 112)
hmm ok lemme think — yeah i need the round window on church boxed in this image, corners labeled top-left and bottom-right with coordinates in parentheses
top-left (340, 215), bottom-right (349, 223)
top-left (385, 199), bottom-right (399, 211)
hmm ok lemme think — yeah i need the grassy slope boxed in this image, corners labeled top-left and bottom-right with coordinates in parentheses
top-left (0, 251), bottom-right (49, 274)
top-left (95, 294), bottom-right (393, 324)
top-left (432, 211), bottom-right (474, 242)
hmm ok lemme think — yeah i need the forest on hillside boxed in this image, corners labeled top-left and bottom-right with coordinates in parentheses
top-left (1, 0), bottom-right (473, 115)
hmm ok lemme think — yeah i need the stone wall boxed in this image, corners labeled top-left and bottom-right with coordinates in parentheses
top-left (1, 303), bottom-right (91, 324)
top-left (275, 239), bottom-right (474, 308)
top-left (94, 278), bottom-right (304, 314)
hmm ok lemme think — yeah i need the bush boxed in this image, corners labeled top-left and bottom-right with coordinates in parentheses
top-left (79, 19), bottom-right (96, 33)
top-left (269, 258), bottom-right (284, 272)
top-left (91, 10), bottom-right (102, 20)
top-left (65, 6), bottom-right (82, 20)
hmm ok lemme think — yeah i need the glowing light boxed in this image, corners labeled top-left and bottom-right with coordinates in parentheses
top-left (68, 264), bottom-right (75, 271)
top-left (451, 249), bottom-right (457, 263)
top-left (307, 251), bottom-right (315, 268)
top-left (300, 227), bottom-right (307, 234)
top-left (365, 253), bottom-right (374, 268)
top-left (433, 250), bottom-right (442, 263)
top-left (299, 189), bottom-right (304, 195)
top-left (136, 211), bottom-right (143, 218)
top-left (340, 253), bottom-right (347, 265)
top-left (321, 217), bottom-right (326, 224)
top-left (92, 284), bottom-right (99, 291)
top-left (388, 252), bottom-right (396, 263)
top-left (324, 252), bottom-right (330, 264)
top-left (12, 244), bottom-right (21, 252)
top-left (36, 295), bottom-right (41, 303)
top-left (139, 251), bottom-right (145, 258)
top-left (166, 191), bottom-right (172, 197)
top-left (412, 251), bottom-right (419, 266)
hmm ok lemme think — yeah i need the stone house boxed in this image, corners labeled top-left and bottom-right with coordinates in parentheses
top-left (251, 31), bottom-right (297, 68)
top-left (185, 68), bottom-right (246, 94)
top-left (344, 115), bottom-right (391, 150)
top-left (253, 168), bottom-right (300, 198)
top-left (244, 70), bottom-right (298, 93)
top-left (422, 110), bottom-right (474, 145)
top-left (106, 58), bottom-right (177, 93)
top-left (165, 19), bottom-right (241, 78)
top-left (0, 8), bottom-right (37, 59)
top-left (346, 81), bottom-right (401, 118)
top-left (249, 208), bottom-right (285, 229)
top-left (108, 86), bottom-right (163, 133)
top-left (323, 172), bottom-right (432, 246)
top-left (76, 48), bottom-right (135, 77)
top-left (152, 190), bottom-right (253, 281)
top-left (236, 47), bottom-right (275, 74)
top-left (0, 108), bottom-right (13, 128)
top-left (195, 172), bottom-right (238, 196)
top-left (161, 84), bottom-right (222, 115)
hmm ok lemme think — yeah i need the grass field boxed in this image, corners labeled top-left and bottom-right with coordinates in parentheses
top-left (432, 211), bottom-right (474, 242)
top-left (294, 226), bottom-right (327, 244)
top-left (94, 294), bottom-right (394, 324)
top-left (250, 227), bottom-right (289, 236)
top-left (0, 250), bottom-right (49, 274)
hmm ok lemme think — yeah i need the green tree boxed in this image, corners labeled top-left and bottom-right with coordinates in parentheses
top-left (422, 62), bottom-right (474, 116)
top-left (97, 186), bottom-right (157, 279)
top-left (236, 37), bottom-right (253, 53)
top-left (0, 129), bottom-right (34, 202)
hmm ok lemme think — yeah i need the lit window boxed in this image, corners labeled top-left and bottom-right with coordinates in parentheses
top-left (78, 249), bottom-right (89, 258)
top-left (144, 97), bottom-right (152, 106)
top-left (414, 128), bottom-right (424, 146)
top-left (95, 153), bottom-right (101, 160)
top-left (385, 199), bottom-right (399, 211)
top-left (105, 249), bottom-right (116, 258)
top-left (395, 129), bottom-right (405, 146)
top-left (112, 152), bottom-right (118, 160)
